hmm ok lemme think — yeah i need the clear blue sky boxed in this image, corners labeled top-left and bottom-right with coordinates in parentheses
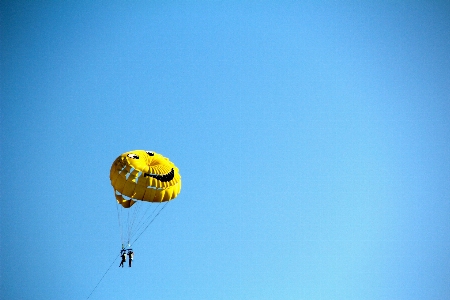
top-left (1, 1), bottom-right (449, 299)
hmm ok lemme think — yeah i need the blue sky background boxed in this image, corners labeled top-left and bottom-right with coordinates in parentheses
top-left (1, 1), bottom-right (449, 299)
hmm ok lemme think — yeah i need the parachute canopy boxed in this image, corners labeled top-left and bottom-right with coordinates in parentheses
top-left (110, 150), bottom-right (182, 208)
top-left (110, 150), bottom-right (182, 246)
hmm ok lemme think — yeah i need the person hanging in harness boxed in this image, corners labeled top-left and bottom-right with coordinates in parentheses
top-left (119, 249), bottom-right (127, 268)
top-left (128, 250), bottom-right (134, 267)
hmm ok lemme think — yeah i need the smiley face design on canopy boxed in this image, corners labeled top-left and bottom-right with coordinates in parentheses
top-left (110, 150), bottom-right (181, 208)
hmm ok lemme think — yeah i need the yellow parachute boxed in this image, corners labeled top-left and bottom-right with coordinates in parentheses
top-left (110, 150), bottom-right (181, 245)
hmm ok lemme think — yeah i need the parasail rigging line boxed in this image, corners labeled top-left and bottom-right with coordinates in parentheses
top-left (129, 201), bottom-right (154, 235)
top-left (129, 202), bottom-right (162, 242)
top-left (131, 201), bottom-right (169, 245)
top-left (86, 254), bottom-right (120, 299)
top-left (115, 201), bottom-right (124, 246)
top-left (127, 197), bottom-right (150, 243)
